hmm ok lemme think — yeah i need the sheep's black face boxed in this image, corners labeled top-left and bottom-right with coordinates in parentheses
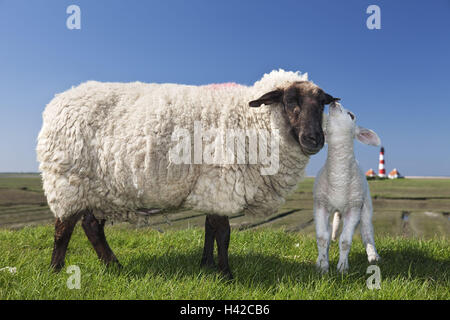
top-left (249, 81), bottom-right (339, 156)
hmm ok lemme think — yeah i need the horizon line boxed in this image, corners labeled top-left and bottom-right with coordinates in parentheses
top-left (0, 172), bottom-right (449, 179)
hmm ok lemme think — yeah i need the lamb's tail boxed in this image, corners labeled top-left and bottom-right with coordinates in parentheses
top-left (331, 211), bottom-right (341, 241)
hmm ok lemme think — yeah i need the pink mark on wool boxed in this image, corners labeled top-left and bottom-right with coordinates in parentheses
top-left (204, 82), bottom-right (244, 89)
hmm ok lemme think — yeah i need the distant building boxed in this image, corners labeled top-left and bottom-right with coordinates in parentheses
top-left (388, 168), bottom-right (403, 179)
top-left (366, 168), bottom-right (376, 178)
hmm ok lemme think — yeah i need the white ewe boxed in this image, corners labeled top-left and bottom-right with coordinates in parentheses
top-left (37, 69), bottom-right (339, 278)
top-left (313, 102), bottom-right (380, 273)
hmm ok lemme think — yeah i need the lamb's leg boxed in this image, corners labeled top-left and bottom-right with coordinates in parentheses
top-left (314, 203), bottom-right (331, 273)
top-left (337, 207), bottom-right (361, 273)
top-left (50, 214), bottom-right (81, 271)
top-left (331, 211), bottom-right (341, 241)
top-left (81, 211), bottom-right (120, 267)
top-left (200, 214), bottom-right (216, 268)
top-left (360, 200), bottom-right (380, 264)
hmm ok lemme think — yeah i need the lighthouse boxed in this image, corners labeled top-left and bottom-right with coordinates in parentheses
top-left (378, 147), bottom-right (386, 178)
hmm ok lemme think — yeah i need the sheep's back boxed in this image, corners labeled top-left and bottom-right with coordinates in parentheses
top-left (37, 81), bottom-right (204, 219)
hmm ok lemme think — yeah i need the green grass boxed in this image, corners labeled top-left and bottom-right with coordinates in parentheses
top-left (0, 175), bottom-right (448, 299)
top-left (0, 173), bottom-right (43, 193)
top-left (369, 178), bottom-right (450, 199)
top-left (0, 226), bottom-right (448, 299)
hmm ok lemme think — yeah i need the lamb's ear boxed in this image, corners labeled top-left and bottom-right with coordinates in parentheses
top-left (249, 89), bottom-right (283, 108)
top-left (356, 126), bottom-right (381, 146)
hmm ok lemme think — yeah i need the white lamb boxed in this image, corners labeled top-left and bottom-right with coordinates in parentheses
top-left (313, 102), bottom-right (381, 273)
top-left (37, 69), bottom-right (339, 278)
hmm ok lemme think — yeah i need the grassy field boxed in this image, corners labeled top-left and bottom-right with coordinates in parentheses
top-left (0, 174), bottom-right (449, 299)
top-left (0, 226), bottom-right (448, 299)
top-left (1, 173), bottom-right (449, 237)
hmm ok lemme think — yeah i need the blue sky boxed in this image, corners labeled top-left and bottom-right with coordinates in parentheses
top-left (0, 0), bottom-right (449, 176)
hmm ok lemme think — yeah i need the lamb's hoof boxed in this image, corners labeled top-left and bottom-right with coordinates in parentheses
top-left (337, 260), bottom-right (349, 273)
top-left (316, 260), bottom-right (329, 274)
top-left (368, 254), bottom-right (381, 264)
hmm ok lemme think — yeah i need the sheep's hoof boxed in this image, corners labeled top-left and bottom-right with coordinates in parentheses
top-left (200, 259), bottom-right (216, 269)
top-left (220, 270), bottom-right (234, 281)
top-left (110, 262), bottom-right (123, 268)
top-left (105, 260), bottom-right (123, 273)
top-left (50, 262), bottom-right (65, 273)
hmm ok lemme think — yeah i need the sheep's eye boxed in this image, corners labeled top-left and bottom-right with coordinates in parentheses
top-left (347, 112), bottom-right (355, 120)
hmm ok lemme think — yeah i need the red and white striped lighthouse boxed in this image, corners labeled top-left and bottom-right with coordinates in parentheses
top-left (378, 147), bottom-right (386, 178)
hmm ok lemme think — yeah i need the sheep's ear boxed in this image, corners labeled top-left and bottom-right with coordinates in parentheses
top-left (356, 126), bottom-right (381, 146)
top-left (323, 93), bottom-right (340, 105)
top-left (249, 89), bottom-right (283, 108)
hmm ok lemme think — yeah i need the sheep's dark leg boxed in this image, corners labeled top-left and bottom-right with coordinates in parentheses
top-left (201, 214), bottom-right (233, 279)
top-left (207, 214), bottom-right (233, 279)
top-left (200, 215), bottom-right (216, 268)
top-left (50, 214), bottom-right (80, 271)
top-left (214, 215), bottom-right (233, 280)
top-left (81, 211), bottom-right (120, 267)
top-left (200, 214), bottom-right (233, 279)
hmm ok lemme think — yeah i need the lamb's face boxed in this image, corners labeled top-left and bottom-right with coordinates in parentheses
top-left (249, 81), bottom-right (339, 156)
top-left (327, 102), bottom-right (381, 147)
top-left (327, 102), bottom-right (357, 139)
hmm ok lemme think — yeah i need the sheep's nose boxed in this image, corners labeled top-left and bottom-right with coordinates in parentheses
top-left (299, 134), bottom-right (323, 155)
top-left (302, 135), bottom-right (318, 146)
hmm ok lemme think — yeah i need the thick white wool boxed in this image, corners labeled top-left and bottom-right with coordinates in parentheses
top-left (37, 69), bottom-right (312, 221)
